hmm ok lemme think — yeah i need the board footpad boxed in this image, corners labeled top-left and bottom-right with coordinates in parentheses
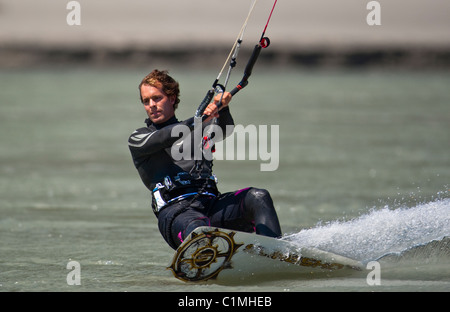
top-left (168, 228), bottom-right (243, 282)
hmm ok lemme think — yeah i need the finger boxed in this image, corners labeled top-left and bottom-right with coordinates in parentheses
top-left (220, 92), bottom-right (232, 107)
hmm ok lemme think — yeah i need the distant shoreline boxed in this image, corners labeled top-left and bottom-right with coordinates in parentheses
top-left (2, 43), bottom-right (449, 69)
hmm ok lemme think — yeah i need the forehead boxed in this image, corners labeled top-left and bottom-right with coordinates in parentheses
top-left (140, 83), bottom-right (165, 97)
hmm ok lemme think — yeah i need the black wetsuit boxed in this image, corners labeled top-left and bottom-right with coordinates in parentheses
top-left (128, 106), bottom-right (282, 249)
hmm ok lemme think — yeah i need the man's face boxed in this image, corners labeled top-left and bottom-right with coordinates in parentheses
top-left (140, 83), bottom-right (175, 124)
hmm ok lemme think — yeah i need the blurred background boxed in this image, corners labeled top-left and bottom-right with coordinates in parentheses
top-left (1, 0), bottom-right (449, 68)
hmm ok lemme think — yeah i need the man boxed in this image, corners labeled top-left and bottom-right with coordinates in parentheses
top-left (128, 69), bottom-right (282, 250)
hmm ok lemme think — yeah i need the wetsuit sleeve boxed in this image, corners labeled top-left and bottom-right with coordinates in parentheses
top-left (128, 117), bottom-right (195, 157)
top-left (128, 106), bottom-right (232, 159)
top-left (214, 106), bottom-right (235, 138)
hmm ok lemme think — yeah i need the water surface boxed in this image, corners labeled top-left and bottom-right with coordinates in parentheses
top-left (0, 68), bottom-right (449, 291)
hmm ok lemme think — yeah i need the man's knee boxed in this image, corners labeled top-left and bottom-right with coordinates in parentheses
top-left (245, 188), bottom-right (273, 207)
top-left (244, 187), bottom-right (281, 238)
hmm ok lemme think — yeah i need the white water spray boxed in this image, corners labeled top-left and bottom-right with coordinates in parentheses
top-left (283, 198), bottom-right (450, 263)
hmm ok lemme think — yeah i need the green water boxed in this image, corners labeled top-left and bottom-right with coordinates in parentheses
top-left (0, 68), bottom-right (449, 291)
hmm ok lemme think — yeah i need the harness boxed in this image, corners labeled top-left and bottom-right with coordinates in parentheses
top-left (151, 172), bottom-right (218, 216)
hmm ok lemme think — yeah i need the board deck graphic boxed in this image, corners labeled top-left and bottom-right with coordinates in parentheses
top-left (168, 226), bottom-right (363, 282)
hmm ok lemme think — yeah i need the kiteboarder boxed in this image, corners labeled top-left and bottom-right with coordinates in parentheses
top-left (128, 69), bottom-right (282, 250)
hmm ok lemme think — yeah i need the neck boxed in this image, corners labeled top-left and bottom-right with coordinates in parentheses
top-left (146, 115), bottom-right (178, 129)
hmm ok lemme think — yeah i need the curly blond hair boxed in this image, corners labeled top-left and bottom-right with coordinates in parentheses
top-left (139, 69), bottom-right (180, 109)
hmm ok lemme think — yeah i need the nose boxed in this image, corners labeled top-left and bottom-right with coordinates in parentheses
top-left (143, 102), bottom-right (152, 114)
top-left (148, 99), bottom-right (154, 107)
top-left (145, 99), bottom-right (156, 110)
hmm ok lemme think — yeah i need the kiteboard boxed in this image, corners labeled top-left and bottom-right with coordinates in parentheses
top-left (168, 226), bottom-right (363, 283)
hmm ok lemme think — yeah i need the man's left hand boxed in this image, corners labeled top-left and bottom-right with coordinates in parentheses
top-left (203, 92), bottom-right (232, 122)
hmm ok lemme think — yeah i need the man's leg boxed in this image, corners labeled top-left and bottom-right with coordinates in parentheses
top-left (208, 187), bottom-right (282, 238)
top-left (242, 187), bottom-right (282, 238)
top-left (158, 200), bottom-right (210, 250)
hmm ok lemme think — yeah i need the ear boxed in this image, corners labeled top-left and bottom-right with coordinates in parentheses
top-left (169, 95), bottom-right (176, 107)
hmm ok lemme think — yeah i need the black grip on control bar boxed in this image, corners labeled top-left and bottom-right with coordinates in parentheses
top-left (230, 44), bottom-right (262, 96)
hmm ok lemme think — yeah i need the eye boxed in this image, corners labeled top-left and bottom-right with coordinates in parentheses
top-left (153, 96), bottom-right (163, 102)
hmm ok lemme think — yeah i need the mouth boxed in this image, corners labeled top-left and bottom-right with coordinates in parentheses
top-left (149, 111), bottom-right (161, 118)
